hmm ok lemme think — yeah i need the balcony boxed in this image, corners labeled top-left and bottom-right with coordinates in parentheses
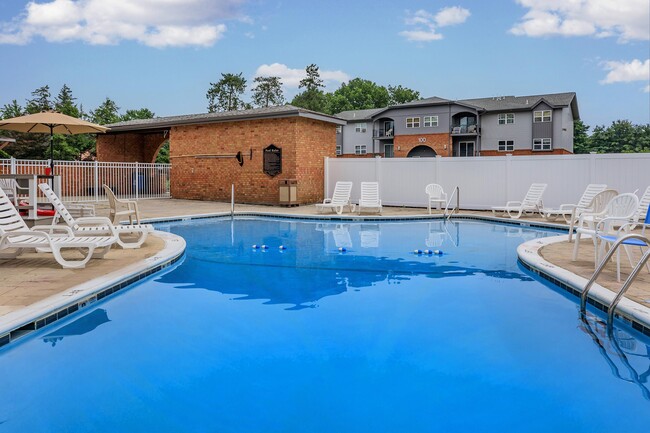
top-left (450, 124), bottom-right (479, 135)
top-left (373, 127), bottom-right (394, 139)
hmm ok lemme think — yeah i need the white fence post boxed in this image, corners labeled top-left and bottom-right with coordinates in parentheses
top-left (10, 157), bottom-right (16, 174)
top-left (589, 152), bottom-right (596, 183)
top-left (435, 155), bottom-right (441, 184)
top-left (505, 153), bottom-right (512, 203)
top-left (135, 161), bottom-right (139, 201)
top-left (94, 160), bottom-right (99, 202)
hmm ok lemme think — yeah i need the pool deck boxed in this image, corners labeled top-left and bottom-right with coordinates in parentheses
top-left (1, 198), bottom-right (649, 341)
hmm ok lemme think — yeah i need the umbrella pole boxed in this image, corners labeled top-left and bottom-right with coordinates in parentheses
top-left (49, 125), bottom-right (54, 175)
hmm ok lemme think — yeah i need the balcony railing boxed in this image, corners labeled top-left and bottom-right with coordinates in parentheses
top-left (373, 128), bottom-right (394, 138)
top-left (450, 125), bottom-right (479, 135)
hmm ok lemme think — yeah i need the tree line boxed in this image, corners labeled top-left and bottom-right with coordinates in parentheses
top-left (573, 119), bottom-right (650, 154)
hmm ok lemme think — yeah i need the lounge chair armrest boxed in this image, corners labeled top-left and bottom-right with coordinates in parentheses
top-left (3, 229), bottom-right (52, 240)
top-left (322, 198), bottom-right (332, 204)
top-left (595, 216), bottom-right (634, 233)
top-left (31, 225), bottom-right (74, 236)
top-left (559, 204), bottom-right (577, 211)
top-left (504, 201), bottom-right (522, 207)
top-left (75, 216), bottom-right (114, 226)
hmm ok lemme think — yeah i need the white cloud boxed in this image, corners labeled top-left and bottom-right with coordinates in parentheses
top-left (600, 59), bottom-right (650, 90)
top-left (510, 0), bottom-right (650, 42)
top-left (0, 0), bottom-right (246, 47)
top-left (254, 63), bottom-right (350, 90)
top-left (400, 6), bottom-right (470, 42)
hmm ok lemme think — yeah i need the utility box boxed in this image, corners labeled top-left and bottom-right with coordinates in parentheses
top-left (279, 179), bottom-right (298, 206)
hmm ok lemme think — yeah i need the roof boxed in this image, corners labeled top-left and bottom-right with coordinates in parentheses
top-left (334, 108), bottom-right (384, 122)
top-left (459, 92), bottom-right (579, 119)
top-left (106, 104), bottom-right (346, 133)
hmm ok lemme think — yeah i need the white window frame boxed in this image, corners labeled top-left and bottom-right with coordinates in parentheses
top-left (336, 125), bottom-right (342, 134)
top-left (406, 117), bottom-right (420, 128)
top-left (423, 115), bottom-right (438, 127)
top-left (355, 145), bottom-right (367, 155)
top-left (335, 145), bottom-right (342, 155)
top-left (498, 113), bottom-right (515, 125)
top-left (355, 123), bottom-right (367, 133)
top-left (532, 138), bottom-right (552, 151)
top-left (498, 140), bottom-right (514, 152)
top-left (533, 110), bottom-right (552, 123)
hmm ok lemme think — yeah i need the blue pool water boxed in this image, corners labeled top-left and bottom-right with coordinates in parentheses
top-left (1, 218), bottom-right (649, 432)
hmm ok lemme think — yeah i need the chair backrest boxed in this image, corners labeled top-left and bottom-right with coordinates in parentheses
top-left (330, 181), bottom-right (352, 204)
top-left (635, 185), bottom-right (650, 222)
top-left (588, 189), bottom-right (618, 214)
top-left (0, 187), bottom-right (29, 235)
top-left (522, 183), bottom-right (547, 207)
top-left (360, 182), bottom-right (380, 205)
top-left (576, 184), bottom-right (607, 209)
top-left (38, 183), bottom-right (78, 229)
top-left (0, 178), bottom-right (18, 202)
top-left (425, 183), bottom-right (445, 200)
top-left (103, 184), bottom-right (120, 209)
top-left (604, 193), bottom-right (639, 219)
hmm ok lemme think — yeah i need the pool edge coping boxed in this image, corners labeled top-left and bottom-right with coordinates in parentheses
top-left (0, 231), bottom-right (186, 348)
top-left (517, 235), bottom-right (650, 336)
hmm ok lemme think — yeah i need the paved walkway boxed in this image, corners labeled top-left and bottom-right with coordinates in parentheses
top-left (1, 199), bottom-right (648, 321)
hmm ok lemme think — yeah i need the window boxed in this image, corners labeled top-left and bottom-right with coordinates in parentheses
top-left (406, 117), bottom-right (420, 128)
top-left (424, 116), bottom-right (438, 127)
top-left (498, 140), bottom-right (514, 152)
top-left (498, 113), bottom-right (515, 125)
top-left (355, 123), bottom-right (367, 133)
top-left (534, 110), bottom-right (552, 122)
top-left (336, 125), bottom-right (342, 134)
top-left (533, 138), bottom-right (552, 151)
top-left (355, 145), bottom-right (367, 155)
top-left (336, 145), bottom-right (342, 155)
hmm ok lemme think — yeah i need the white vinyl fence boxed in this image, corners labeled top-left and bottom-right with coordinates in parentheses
top-left (325, 153), bottom-right (650, 210)
top-left (0, 158), bottom-right (171, 202)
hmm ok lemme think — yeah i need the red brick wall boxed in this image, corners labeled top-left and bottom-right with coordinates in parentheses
top-left (170, 117), bottom-right (336, 204)
top-left (96, 132), bottom-right (167, 163)
top-left (394, 133), bottom-right (451, 157)
top-left (480, 149), bottom-right (572, 156)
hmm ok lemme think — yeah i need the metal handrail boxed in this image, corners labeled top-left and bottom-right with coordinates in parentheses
top-left (580, 233), bottom-right (650, 325)
top-left (443, 186), bottom-right (459, 220)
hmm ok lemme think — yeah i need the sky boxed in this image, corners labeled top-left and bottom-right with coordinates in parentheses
top-left (0, 0), bottom-right (648, 128)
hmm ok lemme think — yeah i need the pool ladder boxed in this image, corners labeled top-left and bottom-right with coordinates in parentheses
top-left (580, 233), bottom-right (650, 328)
top-left (443, 186), bottom-right (460, 220)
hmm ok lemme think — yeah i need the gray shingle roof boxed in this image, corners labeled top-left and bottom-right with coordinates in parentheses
top-left (106, 104), bottom-right (345, 132)
top-left (334, 108), bottom-right (385, 121)
top-left (458, 92), bottom-right (577, 112)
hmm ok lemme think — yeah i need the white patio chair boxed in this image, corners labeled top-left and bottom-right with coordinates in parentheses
top-left (597, 209), bottom-right (650, 282)
top-left (103, 184), bottom-right (141, 224)
top-left (425, 184), bottom-right (447, 214)
top-left (0, 188), bottom-right (115, 269)
top-left (567, 189), bottom-right (618, 242)
top-left (491, 183), bottom-right (547, 219)
top-left (315, 181), bottom-right (354, 215)
top-left (541, 183), bottom-right (607, 223)
top-left (358, 182), bottom-right (382, 214)
top-left (572, 193), bottom-right (639, 265)
top-left (631, 185), bottom-right (650, 229)
top-left (40, 183), bottom-right (154, 249)
top-left (0, 178), bottom-right (28, 206)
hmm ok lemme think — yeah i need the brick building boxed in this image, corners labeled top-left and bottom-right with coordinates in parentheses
top-left (96, 105), bottom-right (345, 205)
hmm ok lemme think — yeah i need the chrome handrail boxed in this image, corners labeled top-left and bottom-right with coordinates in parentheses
top-left (443, 186), bottom-right (459, 220)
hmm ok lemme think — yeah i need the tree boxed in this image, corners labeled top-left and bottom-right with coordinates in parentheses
top-left (1, 99), bottom-right (24, 119)
top-left (54, 84), bottom-right (80, 117)
top-left (155, 141), bottom-right (170, 163)
top-left (251, 76), bottom-right (285, 108)
top-left (291, 64), bottom-right (328, 112)
top-left (91, 98), bottom-right (120, 125)
top-left (25, 85), bottom-right (52, 114)
top-left (122, 108), bottom-right (155, 121)
top-left (572, 119), bottom-right (590, 154)
top-left (325, 78), bottom-right (390, 114)
top-left (388, 85), bottom-right (420, 105)
top-left (206, 72), bottom-right (247, 112)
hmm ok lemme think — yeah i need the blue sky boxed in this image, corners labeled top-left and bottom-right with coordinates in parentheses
top-left (0, 0), bottom-right (648, 127)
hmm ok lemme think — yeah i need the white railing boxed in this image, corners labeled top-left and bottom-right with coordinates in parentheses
top-left (0, 158), bottom-right (171, 202)
top-left (325, 153), bottom-right (650, 210)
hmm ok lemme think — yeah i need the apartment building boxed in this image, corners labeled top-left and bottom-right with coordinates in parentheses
top-left (335, 92), bottom-right (579, 157)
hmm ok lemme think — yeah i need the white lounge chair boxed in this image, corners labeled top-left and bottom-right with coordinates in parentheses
top-left (572, 193), bottom-right (639, 265)
top-left (358, 182), bottom-right (382, 214)
top-left (425, 184), bottom-right (448, 214)
top-left (103, 184), bottom-right (141, 224)
top-left (541, 183), bottom-right (607, 222)
top-left (0, 188), bottom-right (115, 269)
top-left (39, 183), bottom-right (154, 249)
top-left (491, 183), bottom-right (547, 219)
top-left (316, 181), bottom-right (355, 215)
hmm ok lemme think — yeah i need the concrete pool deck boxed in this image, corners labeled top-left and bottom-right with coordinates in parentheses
top-left (1, 198), bottom-right (649, 341)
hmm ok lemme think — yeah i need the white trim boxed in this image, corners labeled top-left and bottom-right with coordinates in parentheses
top-left (534, 110), bottom-right (552, 123)
top-left (498, 113), bottom-right (515, 125)
top-left (498, 139), bottom-right (514, 152)
top-left (406, 117), bottom-right (420, 128)
top-left (423, 115), bottom-right (438, 127)
top-left (533, 137), bottom-right (552, 151)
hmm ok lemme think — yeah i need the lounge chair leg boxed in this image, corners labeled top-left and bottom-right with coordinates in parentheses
top-left (54, 246), bottom-right (95, 269)
top-left (572, 233), bottom-right (581, 261)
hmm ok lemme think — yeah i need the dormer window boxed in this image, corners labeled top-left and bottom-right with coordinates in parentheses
top-left (534, 110), bottom-right (552, 122)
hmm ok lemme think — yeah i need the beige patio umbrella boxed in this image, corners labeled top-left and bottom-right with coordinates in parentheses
top-left (0, 111), bottom-right (109, 173)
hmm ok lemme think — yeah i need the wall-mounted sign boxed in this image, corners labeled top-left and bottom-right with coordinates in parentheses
top-left (263, 144), bottom-right (282, 177)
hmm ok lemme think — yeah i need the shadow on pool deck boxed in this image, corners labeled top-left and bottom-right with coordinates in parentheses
top-left (1, 198), bottom-right (649, 321)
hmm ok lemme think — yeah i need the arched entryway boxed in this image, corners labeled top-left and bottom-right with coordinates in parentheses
top-left (407, 145), bottom-right (437, 157)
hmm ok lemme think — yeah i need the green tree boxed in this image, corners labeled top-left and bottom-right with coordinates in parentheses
top-left (54, 84), bottom-right (80, 117)
top-left (25, 85), bottom-right (52, 114)
top-left (388, 85), bottom-right (420, 105)
top-left (91, 98), bottom-right (121, 125)
top-left (251, 76), bottom-right (285, 107)
top-left (206, 72), bottom-right (247, 112)
top-left (155, 141), bottom-right (170, 163)
top-left (1, 99), bottom-right (24, 118)
top-left (122, 108), bottom-right (155, 121)
top-left (572, 119), bottom-right (591, 154)
top-left (325, 78), bottom-right (390, 114)
top-left (291, 64), bottom-right (327, 112)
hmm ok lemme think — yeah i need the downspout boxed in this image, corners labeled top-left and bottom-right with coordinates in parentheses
top-left (448, 103), bottom-right (452, 157)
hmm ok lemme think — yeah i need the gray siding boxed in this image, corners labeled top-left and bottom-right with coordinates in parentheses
top-left (480, 112), bottom-right (533, 152)
top-left (378, 105), bottom-right (453, 136)
top-left (341, 121), bottom-right (373, 154)
top-left (552, 106), bottom-right (574, 152)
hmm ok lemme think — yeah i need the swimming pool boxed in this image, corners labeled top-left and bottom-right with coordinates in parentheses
top-left (0, 217), bottom-right (649, 432)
